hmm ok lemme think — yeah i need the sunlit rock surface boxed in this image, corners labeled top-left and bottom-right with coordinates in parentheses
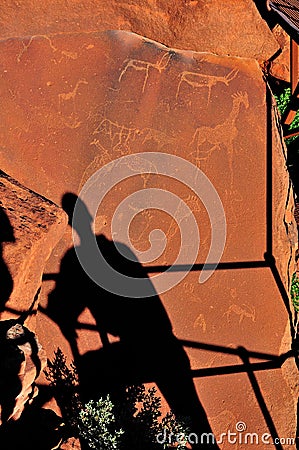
top-left (0, 0), bottom-right (279, 62)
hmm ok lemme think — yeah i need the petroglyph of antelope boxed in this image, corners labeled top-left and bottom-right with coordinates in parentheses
top-left (93, 118), bottom-right (140, 152)
top-left (176, 68), bottom-right (239, 103)
top-left (190, 91), bottom-right (249, 188)
top-left (118, 52), bottom-right (173, 93)
top-left (224, 303), bottom-right (256, 324)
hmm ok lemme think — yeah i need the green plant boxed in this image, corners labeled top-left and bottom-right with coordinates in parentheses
top-left (160, 411), bottom-right (190, 449)
top-left (291, 272), bottom-right (299, 312)
top-left (274, 86), bottom-right (299, 144)
top-left (45, 350), bottom-right (191, 449)
top-left (78, 396), bottom-right (124, 450)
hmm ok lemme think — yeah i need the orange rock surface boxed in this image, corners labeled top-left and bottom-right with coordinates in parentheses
top-left (0, 0), bottom-right (279, 61)
top-left (0, 28), bottom-right (297, 447)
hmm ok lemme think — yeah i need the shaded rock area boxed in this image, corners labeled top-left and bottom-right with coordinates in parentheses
top-left (0, 170), bottom-right (67, 325)
top-left (0, 29), bottom-right (297, 448)
top-left (0, 172), bottom-right (67, 447)
top-left (0, 0), bottom-right (279, 62)
top-left (0, 171), bottom-right (67, 449)
top-left (0, 320), bottom-right (47, 424)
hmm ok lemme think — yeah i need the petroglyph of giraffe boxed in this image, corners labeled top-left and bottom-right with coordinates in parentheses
top-left (190, 91), bottom-right (249, 188)
top-left (118, 52), bottom-right (173, 93)
top-left (93, 118), bottom-right (140, 152)
top-left (176, 68), bottom-right (239, 103)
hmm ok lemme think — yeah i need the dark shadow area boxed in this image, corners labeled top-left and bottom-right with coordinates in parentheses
top-left (0, 206), bottom-right (15, 313)
top-left (43, 192), bottom-right (219, 449)
top-left (268, 0), bottom-right (299, 40)
top-left (287, 136), bottom-right (299, 198)
top-left (252, 0), bottom-right (278, 28)
top-left (0, 395), bottom-right (64, 450)
top-left (0, 319), bottom-right (44, 431)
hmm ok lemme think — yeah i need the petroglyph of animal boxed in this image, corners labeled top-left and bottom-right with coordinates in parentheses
top-left (190, 91), bottom-right (249, 187)
top-left (176, 68), bottom-right (239, 103)
top-left (58, 79), bottom-right (88, 111)
top-left (93, 118), bottom-right (140, 152)
top-left (57, 79), bottom-right (88, 128)
top-left (119, 52), bottom-right (173, 93)
top-left (17, 35), bottom-right (57, 62)
top-left (194, 314), bottom-right (207, 332)
top-left (224, 303), bottom-right (256, 324)
top-left (141, 128), bottom-right (176, 150)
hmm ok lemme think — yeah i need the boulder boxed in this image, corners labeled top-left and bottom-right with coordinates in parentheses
top-left (0, 0), bottom-right (279, 62)
top-left (0, 170), bottom-right (67, 325)
top-left (0, 30), bottom-right (297, 446)
top-left (269, 24), bottom-right (292, 82)
top-left (0, 320), bottom-right (47, 425)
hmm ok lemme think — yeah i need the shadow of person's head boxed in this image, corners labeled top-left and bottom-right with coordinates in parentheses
top-left (61, 193), bottom-right (93, 242)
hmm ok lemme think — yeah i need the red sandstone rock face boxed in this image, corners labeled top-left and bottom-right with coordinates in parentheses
top-left (0, 171), bottom-right (67, 325)
top-left (269, 24), bottom-right (292, 81)
top-left (0, 0), bottom-right (279, 62)
top-left (0, 30), bottom-right (297, 446)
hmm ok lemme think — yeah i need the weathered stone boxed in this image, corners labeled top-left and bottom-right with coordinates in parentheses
top-left (0, 0), bottom-right (279, 62)
top-left (0, 30), bottom-right (297, 445)
top-left (0, 171), bottom-right (68, 325)
top-left (269, 24), bottom-right (292, 81)
top-left (0, 320), bottom-right (47, 424)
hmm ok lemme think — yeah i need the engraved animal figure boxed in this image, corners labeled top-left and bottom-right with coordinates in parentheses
top-left (176, 68), bottom-right (239, 103)
top-left (141, 128), bottom-right (176, 150)
top-left (190, 91), bottom-right (249, 187)
top-left (58, 79), bottom-right (88, 111)
top-left (224, 303), bottom-right (256, 324)
top-left (194, 314), bottom-right (207, 332)
top-left (93, 118), bottom-right (140, 152)
top-left (119, 52), bottom-right (172, 93)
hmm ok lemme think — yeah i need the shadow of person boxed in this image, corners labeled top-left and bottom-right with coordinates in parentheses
top-left (46, 192), bottom-right (219, 448)
top-left (0, 206), bottom-right (15, 313)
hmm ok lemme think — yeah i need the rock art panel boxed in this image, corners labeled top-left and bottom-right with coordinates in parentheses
top-left (0, 30), bottom-right (297, 446)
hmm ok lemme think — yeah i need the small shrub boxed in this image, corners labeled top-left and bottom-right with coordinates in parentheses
top-left (45, 349), bottom-right (191, 449)
top-left (78, 396), bottom-right (124, 450)
top-left (291, 272), bottom-right (299, 312)
top-left (274, 86), bottom-right (299, 144)
top-left (160, 411), bottom-right (190, 449)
